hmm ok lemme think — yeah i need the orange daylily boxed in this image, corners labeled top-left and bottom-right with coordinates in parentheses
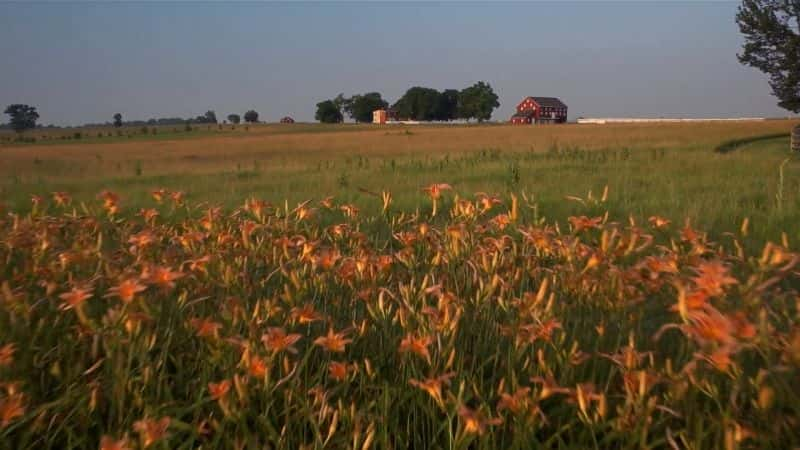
top-left (692, 260), bottom-right (738, 297)
top-left (422, 183), bottom-right (452, 200)
top-left (262, 328), bottom-right (302, 354)
top-left (99, 435), bottom-right (131, 450)
top-left (143, 266), bottom-right (184, 290)
top-left (399, 334), bottom-right (434, 364)
top-left (208, 380), bottom-right (231, 400)
top-left (328, 361), bottom-right (350, 381)
top-left (104, 279), bottom-right (147, 304)
top-left (569, 216), bottom-right (603, 232)
top-left (58, 286), bottom-right (93, 311)
top-left (314, 329), bottom-right (352, 353)
top-left (290, 304), bottom-right (324, 324)
top-left (151, 189), bottom-right (167, 203)
top-left (648, 216), bottom-right (671, 229)
top-left (0, 393), bottom-right (25, 428)
top-left (0, 344), bottom-right (14, 367)
top-left (247, 355), bottom-right (268, 378)
top-left (409, 372), bottom-right (455, 407)
top-left (133, 416), bottom-right (171, 448)
top-left (52, 191), bottom-right (71, 207)
top-left (458, 405), bottom-right (502, 435)
top-left (497, 387), bottom-right (532, 415)
top-left (189, 317), bottom-right (222, 339)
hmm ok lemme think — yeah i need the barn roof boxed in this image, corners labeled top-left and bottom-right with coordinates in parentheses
top-left (527, 97), bottom-right (567, 108)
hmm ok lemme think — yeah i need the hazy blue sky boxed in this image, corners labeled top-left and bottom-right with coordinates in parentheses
top-left (0, 1), bottom-right (793, 125)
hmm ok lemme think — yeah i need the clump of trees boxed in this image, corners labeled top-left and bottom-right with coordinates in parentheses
top-left (315, 81), bottom-right (499, 124)
top-left (193, 110), bottom-right (217, 124)
top-left (4, 104), bottom-right (40, 132)
top-left (244, 110), bottom-right (259, 124)
top-left (113, 113), bottom-right (123, 128)
top-left (227, 114), bottom-right (241, 125)
top-left (737, 0), bottom-right (800, 112)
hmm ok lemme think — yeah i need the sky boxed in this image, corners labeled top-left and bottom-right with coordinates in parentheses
top-left (0, 1), bottom-right (793, 126)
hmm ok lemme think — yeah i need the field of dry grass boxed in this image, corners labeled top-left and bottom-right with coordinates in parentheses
top-left (0, 121), bottom-right (794, 179)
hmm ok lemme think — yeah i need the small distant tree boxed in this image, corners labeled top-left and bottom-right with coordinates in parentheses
top-left (113, 113), bottom-right (123, 128)
top-left (244, 110), bottom-right (259, 123)
top-left (4, 104), bottom-right (40, 133)
top-left (736, 1), bottom-right (800, 112)
top-left (458, 81), bottom-right (499, 122)
top-left (315, 100), bottom-right (344, 123)
top-left (227, 114), bottom-right (241, 125)
top-left (204, 110), bottom-right (218, 124)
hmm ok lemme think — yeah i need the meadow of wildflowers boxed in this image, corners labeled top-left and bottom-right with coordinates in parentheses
top-left (1, 186), bottom-right (799, 449)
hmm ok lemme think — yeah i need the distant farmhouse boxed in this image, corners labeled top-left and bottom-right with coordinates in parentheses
top-left (280, 116), bottom-right (295, 124)
top-left (510, 97), bottom-right (568, 124)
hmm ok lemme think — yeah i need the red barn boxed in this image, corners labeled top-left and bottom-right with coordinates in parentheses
top-left (510, 97), bottom-right (568, 124)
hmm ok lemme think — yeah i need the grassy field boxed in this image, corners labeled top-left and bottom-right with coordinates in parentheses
top-left (1, 120), bottom-right (799, 245)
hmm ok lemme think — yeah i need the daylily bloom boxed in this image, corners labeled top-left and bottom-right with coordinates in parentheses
top-left (247, 355), bottom-right (268, 379)
top-left (328, 361), bottom-right (349, 382)
top-left (692, 260), bottom-right (738, 297)
top-left (290, 304), bottom-right (324, 324)
top-left (58, 287), bottom-right (93, 311)
top-left (497, 387), bottom-right (532, 415)
top-left (189, 317), bottom-right (222, 339)
top-left (104, 279), bottom-right (147, 304)
top-left (99, 436), bottom-right (131, 450)
top-left (143, 266), bottom-right (184, 290)
top-left (314, 329), bottom-right (352, 353)
top-left (208, 380), bottom-right (231, 400)
top-left (648, 216), bottom-right (671, 229)
top-left (0, 344), bottom-right (14, 367)
top-left (133, 416), bottom-right (171, 448)
top-left (409, 372), bottom-right (455, 407)
top-left (399, 334), bottom-right (433, 364)
top-left (52, 191), bottom-right (71, 207)
top-left (151, 189), bottom-right (167, 203)
top-left (0, 393), bottom-right (25, 428)
top-left (262, 328), bottom-right (302, 354)
top-left (569, 216), bottom-right (603, 232)
top-left (458, 405), bottom-right (502, 435)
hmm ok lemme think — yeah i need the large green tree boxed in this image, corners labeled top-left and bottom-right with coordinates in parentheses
top-left (392, 87), bottom-right (442, 121)
top-left (315, 100), bottom-right (344, 123)
top-left (4, 104), bottom-right (39, 132)
top-left (458, 81), bottom-right (499, 122)
top-left (227, 114), bottom-right (241, 124)
top-left (736, 1), bottom-right (800, 112)
top-left (113, 113), bottom-right (123, 128)
top-left (434, 89), bottom-right (460, 121)
top-left (347, 92), bottom-right (389, 123)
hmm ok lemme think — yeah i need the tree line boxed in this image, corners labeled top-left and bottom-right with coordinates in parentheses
top-left (315, 81), bottom-right (500, 124)
top-left (2, 106), bottom-right (262, 133)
